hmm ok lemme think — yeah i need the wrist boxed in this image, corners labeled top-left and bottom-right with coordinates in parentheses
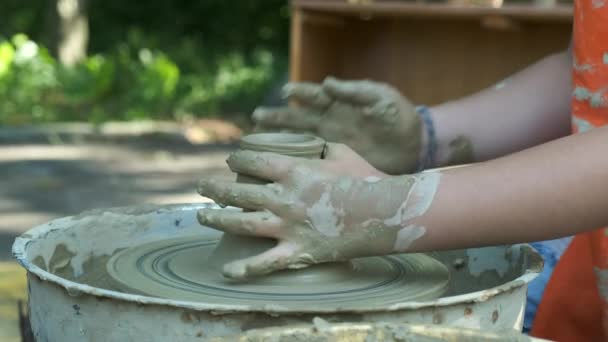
top-left (429, 105), bottom-right (474, 167)
top-left (421, 105), bottom-right (474, 168)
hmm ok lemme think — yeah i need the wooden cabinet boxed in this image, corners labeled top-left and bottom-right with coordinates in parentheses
top-left (290, 0), bottom-right (572, 104)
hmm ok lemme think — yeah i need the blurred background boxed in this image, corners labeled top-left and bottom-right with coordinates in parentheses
top-left (0, 1), bottom-right (288, 340)
top-left (0, 0), bottom-right (289, 125)
top-left (0, 0), bottom-right (572, 340)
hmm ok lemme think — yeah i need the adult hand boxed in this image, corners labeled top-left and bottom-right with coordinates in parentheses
top-left (197, 143), bottom-right (440, 279)
top-left (253, 77), bottom-right (423, 174)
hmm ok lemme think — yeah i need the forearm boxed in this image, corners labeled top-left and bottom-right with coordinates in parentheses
top-left (429, 51), bottom-right (572, 166)
top-left (411, 125), bottom-right (608, 251)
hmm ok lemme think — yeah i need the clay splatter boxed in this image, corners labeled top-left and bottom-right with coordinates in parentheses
top-left (312, 316), bottom-right (332, 333)
top-left (573, 117), bottom-right (594, 133)
top-left (466, 246), bottom-right (510, 277)
top-left (447, 136), bottom-right (474, 165)
top-left (364, 176), bottom-right (382, 183)
top-left (573, 86), bottom-right (606, 108)
top-left (594, 267), bottom-right (608, 301)
top-left (573, 86), bottom-right (592, 100)
top-left (494, 78), bottom-right (509, 90)
top-left (384, 172), bottom-right (441, 226)
top-left (393, 225), bottom-right (426, 252)
top-left (573, 56), bottom-right (595, 72)
top-left (306, 190), bottom-right (345, 237)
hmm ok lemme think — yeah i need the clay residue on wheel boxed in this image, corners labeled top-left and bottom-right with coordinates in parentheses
top-left (32, 241), bottom-right (132, 290)
top-left (104, 236), bottom-right (450, 310)
top-left (70, 203), bottom-right (175, 220)
top-left (27, 204), bottom-right (207, 282)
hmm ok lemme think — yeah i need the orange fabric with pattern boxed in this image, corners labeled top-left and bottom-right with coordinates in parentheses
top-left (531, 0), bottom-right (608, 340)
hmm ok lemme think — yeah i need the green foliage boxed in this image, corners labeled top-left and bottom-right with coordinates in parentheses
top-left (0, 35), bottom-right (59, 124)
top-left (0, 0), bottom-right (289, 124)
top-left (177, 50), bottom-right (280, 118)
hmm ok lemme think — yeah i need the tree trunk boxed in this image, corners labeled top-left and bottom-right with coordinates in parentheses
top-left (55, 0), bottom-right (89, 66)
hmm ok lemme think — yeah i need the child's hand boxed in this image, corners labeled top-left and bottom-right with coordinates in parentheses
top-left (197, 144), bottom-right (440, 279)
top-left (253, 77), bottom-right (422, 174)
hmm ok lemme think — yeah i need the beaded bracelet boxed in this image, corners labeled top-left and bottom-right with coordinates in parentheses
top-left (416, 105), bottom-right (436, 172)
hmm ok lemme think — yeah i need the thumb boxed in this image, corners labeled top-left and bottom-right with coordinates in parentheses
top-left (221, 242), bottom-right (302, 279)
top-left (323, 142), bottom-right (357, 161)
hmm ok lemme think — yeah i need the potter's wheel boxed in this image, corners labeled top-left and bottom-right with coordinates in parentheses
top-left (107, 235), bottom-right (450, 310)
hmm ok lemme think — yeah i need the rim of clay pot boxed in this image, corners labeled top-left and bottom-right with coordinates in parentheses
top-left (240, 132), bottom-right (325, 156)
top-left (12, 202), bottom-right (542, 314)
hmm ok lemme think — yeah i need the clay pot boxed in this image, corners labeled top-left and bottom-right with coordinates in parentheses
top-left (210, 133), bottom-right (326, 272)
top-left (236, 132), bottom-right (326, 184)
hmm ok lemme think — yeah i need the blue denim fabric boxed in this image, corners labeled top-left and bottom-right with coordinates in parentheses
top-left (523, 237), bottom-right (572, 332)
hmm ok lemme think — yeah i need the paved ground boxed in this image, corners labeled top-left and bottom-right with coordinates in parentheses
top-left (0, 121), bottom-right (242, 246)
top-left (0, 123), bottom-right (241, 340)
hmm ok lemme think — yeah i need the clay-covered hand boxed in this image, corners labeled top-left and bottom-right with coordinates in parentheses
top-left (253, 77), bottom-right (422, 174)
top-left (197, 143), bottom-right (440, 279)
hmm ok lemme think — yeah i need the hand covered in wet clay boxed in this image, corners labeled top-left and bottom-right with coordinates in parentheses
top-left (197, 143), bottom-right (440, 279)
top-left (253, 77), bottom-right (422, 174)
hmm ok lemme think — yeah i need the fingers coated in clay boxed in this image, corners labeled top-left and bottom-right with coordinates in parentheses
top-left (197, 209), bottom-right (282, 238)
top-left (322, 77), bottom-right (384, 105)
top-left (252, 106), bottom-right (322, 130)
top-left (222, 242), bottom-right (297, 279)
top-left (282, 82), bottom-right (332, 108)
top-left (226, 150), bottom-right (296, 182)
top-left (197, 179), bottom-right (282, 211)
top-left (252, 76), bottom-right (421, 174)
top-left (362, 98), bottom-right (399, 120)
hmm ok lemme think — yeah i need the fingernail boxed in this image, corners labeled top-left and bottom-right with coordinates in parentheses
top-left (226, 150), bottom-right (247, 166)
top-left (197, 209), bottom-right (209, 224)
top-left (223, 262), bottom-right (247, 280)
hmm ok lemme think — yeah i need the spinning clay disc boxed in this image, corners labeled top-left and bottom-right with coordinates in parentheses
top-left (107, 235), bottom-right (450, 310)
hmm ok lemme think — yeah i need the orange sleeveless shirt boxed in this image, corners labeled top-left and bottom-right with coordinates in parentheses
top-left (531, 0), bottom-right (608, 340)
